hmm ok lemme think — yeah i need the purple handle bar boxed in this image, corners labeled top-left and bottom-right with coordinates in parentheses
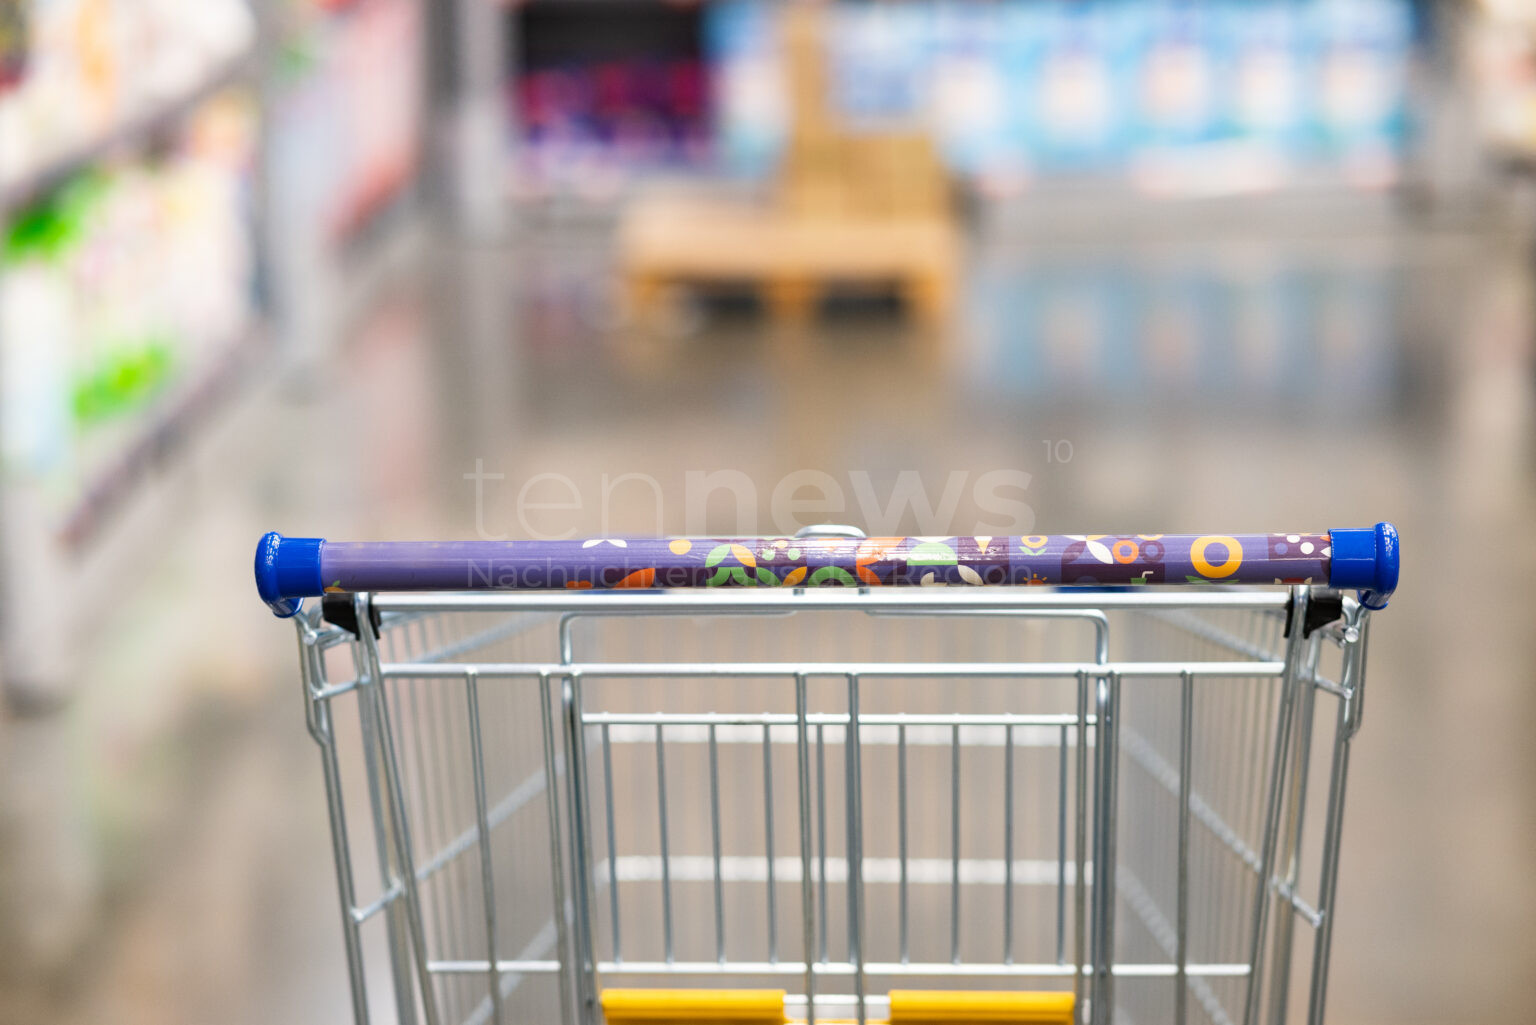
top-left (256, 524), bottom-right (1398, 618)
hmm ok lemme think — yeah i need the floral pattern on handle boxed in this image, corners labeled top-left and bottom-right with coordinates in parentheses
top-left (318, 533), bottom-right (1331, 592)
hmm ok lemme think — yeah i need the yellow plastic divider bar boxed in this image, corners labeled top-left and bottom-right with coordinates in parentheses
top-left (888, 991), bottom-right (1074, 1025)
top-left (598, 989), bottom-right (1073, 1025)
top-left (601, 989), bottom-right (788, 1025)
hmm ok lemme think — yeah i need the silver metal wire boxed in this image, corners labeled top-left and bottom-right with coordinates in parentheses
top-left (292, 587), bottom-right (1371, 1025)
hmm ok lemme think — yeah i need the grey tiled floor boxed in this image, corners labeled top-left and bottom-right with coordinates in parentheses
top-left (4, 218), bottom-right (1533, 1025)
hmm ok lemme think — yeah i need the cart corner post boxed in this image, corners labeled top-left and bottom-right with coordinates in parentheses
top-left (1088, 668), bottom-right (1122, 1025)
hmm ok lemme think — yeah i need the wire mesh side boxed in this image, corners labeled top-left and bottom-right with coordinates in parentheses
top-left (300, 605), bottom-right (574, 1025)
top-left (297, 590), bottom-right (1370, 1025)
top-left (1112, 600), bottom-right (1369, 1025)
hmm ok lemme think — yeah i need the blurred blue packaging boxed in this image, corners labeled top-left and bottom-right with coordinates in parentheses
top-left (704, 0), bottom-right (1415, 190)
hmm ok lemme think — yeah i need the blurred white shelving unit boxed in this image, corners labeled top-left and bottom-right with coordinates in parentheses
top-left (0, 0), bottom-right (465, 986)
top-left (0, 52), bottom-right (254, 214)
top-left (1, 3), bottom-right (265, 707)
top-left (0, 0), bottom-right (271, 981)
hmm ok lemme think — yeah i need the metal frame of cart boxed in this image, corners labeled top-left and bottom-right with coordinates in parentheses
top-left (259, 526), bottom-right (1397, 1025)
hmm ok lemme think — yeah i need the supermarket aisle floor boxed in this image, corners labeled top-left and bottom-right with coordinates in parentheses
top-left (7, 217), bottom-right (1535, 1025)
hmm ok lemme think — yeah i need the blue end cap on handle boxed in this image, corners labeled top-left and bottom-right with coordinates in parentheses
top-left (1328, 522), bottom-right (1399, 610)
top-left (255, 532), bottom-right (324, 618)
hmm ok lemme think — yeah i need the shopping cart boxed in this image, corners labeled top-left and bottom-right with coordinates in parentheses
top-left (254, 525), bottom-right (1398, 1025)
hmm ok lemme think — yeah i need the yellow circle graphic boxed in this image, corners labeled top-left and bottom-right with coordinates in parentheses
top-left (1191, 535), bottom-right (1243, 579)
top-left (669, 538), bottom-right (692, 555)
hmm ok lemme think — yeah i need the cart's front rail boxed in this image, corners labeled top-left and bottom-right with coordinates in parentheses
top-left (256, 525), bottom-right (1399, 618)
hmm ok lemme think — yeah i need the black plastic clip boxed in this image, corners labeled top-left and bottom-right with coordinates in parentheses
top-left (322, 593), bottom-right (380, 639)
top-left (1286, 592), bottom-right (1345, 639)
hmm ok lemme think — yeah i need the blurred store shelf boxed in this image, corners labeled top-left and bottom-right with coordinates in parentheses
top-left (58, 322), bottom-right (267, 554)
top-left (0, 51), bottom-right (254, 215)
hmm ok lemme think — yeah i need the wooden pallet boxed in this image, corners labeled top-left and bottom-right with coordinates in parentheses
top-left (619, 196), bottom-right (961, 327)
top-left (617, 0), bottom-right (961, 330)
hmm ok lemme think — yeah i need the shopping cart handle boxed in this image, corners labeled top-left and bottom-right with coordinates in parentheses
top-left (254, 525), bottom-right (1400, 617)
